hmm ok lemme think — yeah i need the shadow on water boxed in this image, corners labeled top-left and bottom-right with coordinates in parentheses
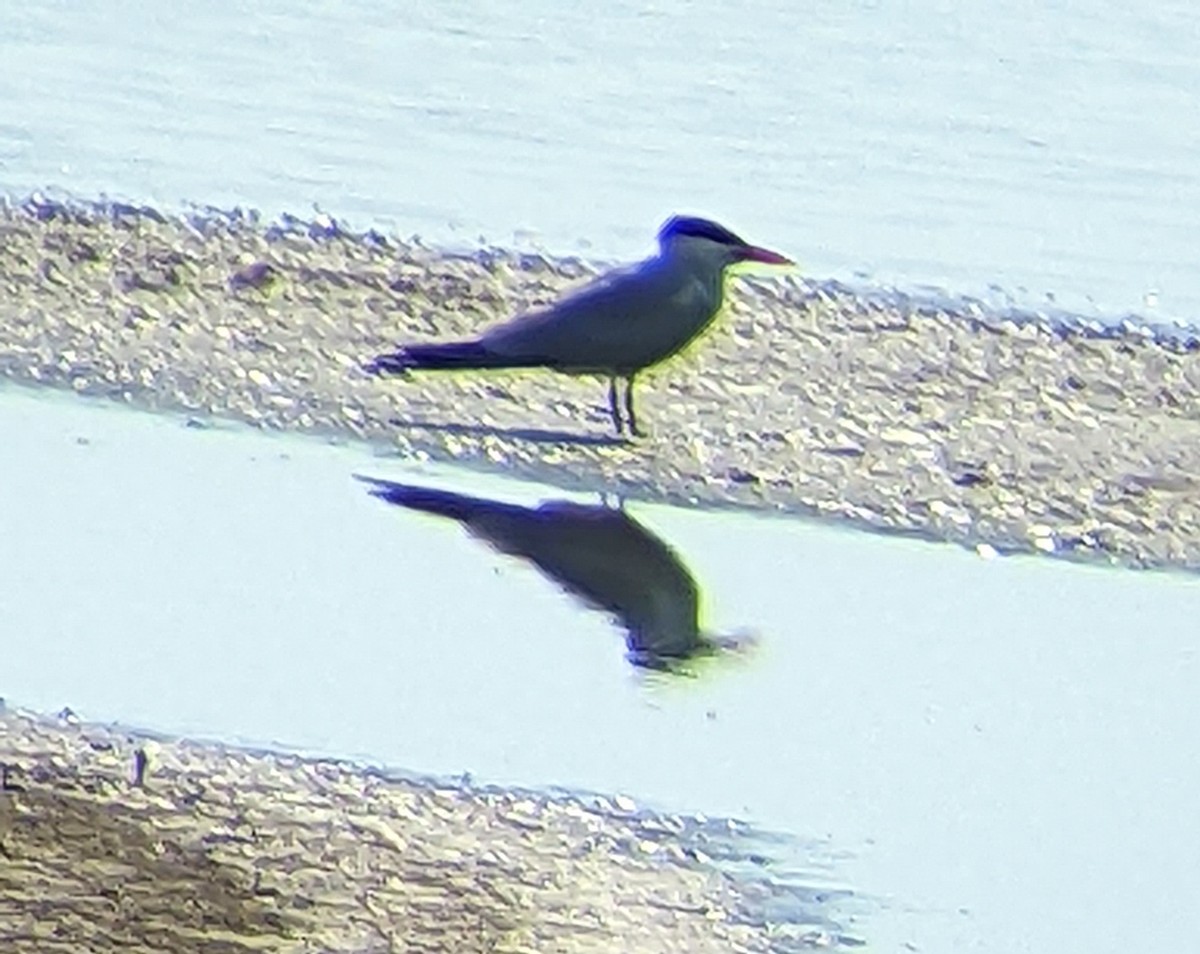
top-left (355, 475), bottom-right (758, 673)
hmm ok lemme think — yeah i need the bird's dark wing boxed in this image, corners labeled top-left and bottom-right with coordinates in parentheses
top-left (483, 258), bottom-right (712, 373)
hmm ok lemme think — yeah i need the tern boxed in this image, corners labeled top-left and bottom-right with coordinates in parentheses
top-left (365, 215), bottom-right (792, 437)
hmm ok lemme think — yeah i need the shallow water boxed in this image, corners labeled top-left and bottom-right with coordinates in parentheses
top-left (3, 383), bottom-right (1200, 952)
top-left (2, 2), bottom-right (1199, 318)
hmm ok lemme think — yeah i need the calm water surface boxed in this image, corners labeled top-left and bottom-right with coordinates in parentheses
top-left (1, 1), bottom-right (1198, 317)
top-left (2, 384), bottom-right (1199, 953)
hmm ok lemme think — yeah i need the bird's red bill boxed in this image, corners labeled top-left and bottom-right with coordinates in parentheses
top-left (740, 245), bottom-right (793, 265)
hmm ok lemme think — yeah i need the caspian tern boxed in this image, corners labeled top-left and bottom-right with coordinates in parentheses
top-left (365, 215), bottom-right (793, 437)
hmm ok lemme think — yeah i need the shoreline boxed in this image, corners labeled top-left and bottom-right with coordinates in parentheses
top-left (0, 706), bottom-right (853, 952)
top-left (3, 196), bottom-right (1200, 574)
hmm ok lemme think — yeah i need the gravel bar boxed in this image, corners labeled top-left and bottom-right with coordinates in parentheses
top-left (3, 197), bottom-right (1200, 569)
top-left (0, 708), bottom-right (853, 952)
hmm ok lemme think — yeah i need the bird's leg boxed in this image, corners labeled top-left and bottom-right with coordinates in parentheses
top-left (623, 376), bottom-right (644, 438)
top-left (608, 376), bottom-right (626, 436)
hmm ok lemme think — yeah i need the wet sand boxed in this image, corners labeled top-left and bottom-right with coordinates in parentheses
top-left (3, 198), bottom-right (1199, 570)
top-left (0, 708), bottom-right (846, 953)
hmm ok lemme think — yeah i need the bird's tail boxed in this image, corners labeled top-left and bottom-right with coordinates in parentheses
top-left (364, 341), bottom-right (539, 375)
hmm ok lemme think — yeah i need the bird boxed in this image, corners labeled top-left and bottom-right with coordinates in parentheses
top-left (364, 215), bottom-right (793, 437)
top-left (356, 475), bottom-right (756, 670)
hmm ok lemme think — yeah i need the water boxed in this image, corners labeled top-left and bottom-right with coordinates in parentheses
top-left (2, 1), bottom-right (1199, 318)
top-left (3, 382), bottom-right (1200, 952)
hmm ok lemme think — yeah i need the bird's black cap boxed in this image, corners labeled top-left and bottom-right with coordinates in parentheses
top-left (658, 215), bottom-right (748, 248)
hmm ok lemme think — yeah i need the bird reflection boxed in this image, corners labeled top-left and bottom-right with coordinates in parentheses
top-left (357, 476), bottom-right (755, 671)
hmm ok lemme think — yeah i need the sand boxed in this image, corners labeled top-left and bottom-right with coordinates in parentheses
top-left (0, 708), bottom-right (848, 953)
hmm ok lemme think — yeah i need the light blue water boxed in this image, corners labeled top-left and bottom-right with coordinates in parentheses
top-left (3, 383), bottom-right (1199, 953)
top-left (1, 2), bottom-right (1199, 318)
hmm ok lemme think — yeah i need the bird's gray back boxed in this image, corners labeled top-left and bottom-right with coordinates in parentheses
top-left (482, 258), bottom-right (723, 374)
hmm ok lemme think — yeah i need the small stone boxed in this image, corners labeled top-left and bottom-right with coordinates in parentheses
top-left (229, 260), bottom-right (276, 290)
